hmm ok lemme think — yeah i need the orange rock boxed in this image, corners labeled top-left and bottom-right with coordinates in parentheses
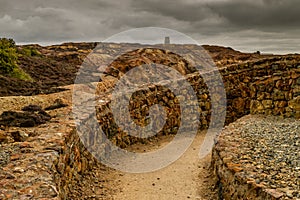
top-left (226, 162), bottom-right (243, 172)
top-left (265, 189), bottom-right (284, 198)
top-left (10, 154), bottom-right (21, 161)
top-left (19, 142), bottom-right (32, 148)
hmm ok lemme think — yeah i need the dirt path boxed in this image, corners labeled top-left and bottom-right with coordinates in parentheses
top-left (113, 131), bottom-right (218, 200)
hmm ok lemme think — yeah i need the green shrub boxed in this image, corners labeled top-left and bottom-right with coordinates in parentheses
top-left (0, 38), bottom-right (33, 81)
top-left (0, 38), bottom-right (18, 74)
top-left (20, 46), bottom-right (41, 57)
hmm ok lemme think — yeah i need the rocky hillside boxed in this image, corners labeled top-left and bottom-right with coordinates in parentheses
top-left (0, 42), bottom-right (296, 96)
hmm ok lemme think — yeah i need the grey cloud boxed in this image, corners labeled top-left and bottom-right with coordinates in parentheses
top-left (131, 0), bottom-right (213, 22)
top-left (0, 0), bottom-right (299, 53)
top-left (208, 0), bottom-right (300, 29)
top-left (0, 0), bottom-right (125, 43)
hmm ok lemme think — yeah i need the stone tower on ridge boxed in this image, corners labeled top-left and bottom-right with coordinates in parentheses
top-left (164, 36), bottom-right (170, 44)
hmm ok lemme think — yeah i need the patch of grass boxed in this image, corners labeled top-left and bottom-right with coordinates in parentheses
top-left (19, 46), bottom-right (42, 57)
top-left (10, 67), bottom-right (33, 81)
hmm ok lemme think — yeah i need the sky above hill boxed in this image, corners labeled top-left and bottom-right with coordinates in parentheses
top-left (0, 0), bottom-right (300, 54)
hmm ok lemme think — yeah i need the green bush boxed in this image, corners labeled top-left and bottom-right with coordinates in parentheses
top-left (0, 38), bottom-right (18, 74)
top-left (0, 38), bottom-right (33, 81)
top-left (20, 46), bottom-right (41, 57)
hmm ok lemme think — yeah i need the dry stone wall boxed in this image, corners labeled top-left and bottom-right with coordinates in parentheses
top-left (89, 53), bottom-right (300, 200)
top-left (92, 55), bottom-right (300, 149)
top-left (250, 67), bottom-right (300, 118)
top-left (45, 51), bottom-right (300, 200)
top-left (212, 61), bottom-right (300, 199)
top-left (1, 43), bottom-right (300, 199)
top-left (53, 127), bottom-right (100, 199)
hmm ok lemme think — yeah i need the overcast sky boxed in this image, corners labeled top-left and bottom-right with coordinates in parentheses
top-left (1, 0), bottom-right (300, 54)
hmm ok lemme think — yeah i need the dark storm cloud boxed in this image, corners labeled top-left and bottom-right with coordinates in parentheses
top-left (131, 0), bottom-right (213, 22)
top-left (209, 0), bottom-right (300, 29)
top-left (130, 0), bottom-right (300, 31)
top-left (0, 0), bottom-right (129, 43)
top-left (0, 0), bottom-right (299, 53)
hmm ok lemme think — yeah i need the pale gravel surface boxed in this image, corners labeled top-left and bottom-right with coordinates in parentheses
top-left (219, 115), bottom-right (300, 199)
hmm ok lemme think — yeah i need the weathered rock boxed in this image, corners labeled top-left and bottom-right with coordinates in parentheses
top-left (45, 98), bottom-right (68, 110)
top-left (21, 104), bottom-right (43, 112)
top-left (0, 109), bottom-right (51, 127)
top-left (10, 131), bottom-right (28, 142)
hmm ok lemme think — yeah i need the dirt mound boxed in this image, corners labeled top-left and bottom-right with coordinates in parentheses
top-left (105, 48), bottom-right (196, 78)
top-left (0, 75), bottom-right (68, 96)
top-left (18, 55), bottom-right (79, 86)
top-left (0, 52), bottom-right (79, 96)
top-left (0, 110), bottom-right (51, 127)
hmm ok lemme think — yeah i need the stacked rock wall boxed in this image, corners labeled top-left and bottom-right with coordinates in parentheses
top-left (250, 66), bottom-right (300, 118)
top-left (39, 54), bottom-right (300, 199)
top-left (221, 57), bottom-right (300, 122)
top-left (212, 61), bottom-right (300, 199)
top-left (211, 115), bottom-right (300, 200)
top-left (53, 127), bottom-right (100, 199)
top-left (93, 56), bottom-right (300, 149)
